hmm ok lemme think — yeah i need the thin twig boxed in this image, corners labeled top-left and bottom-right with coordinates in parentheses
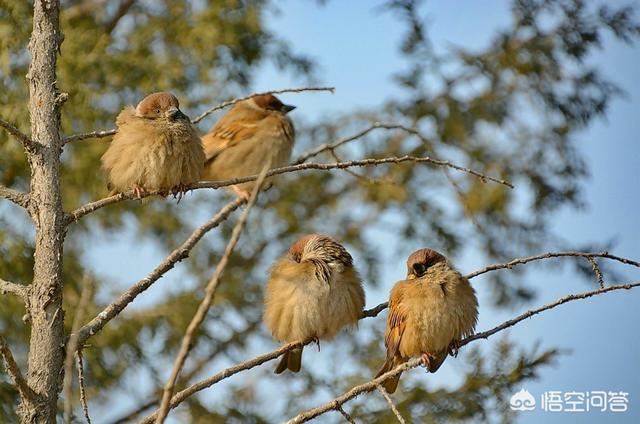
top-left (0, 278), bottom-right (28, 302)
top-left (138, 340), bottom-right (311, 424)
top-left (336, 404), bottom-right (357, 423)
top-left (292, 122), bottom-right (431, 165)
top-left (77, 351), bottom-right (91, 424)
top-left (64, 280), bottom-right (94, 424)
top-left (0, 185), bottom-right (30, 209)
top-left (285, 282), bottom-right (640, 424)
top-left (466, 251), bottom-right (640, 279)
top-left (74, 197), bottom-right (245, 348)
top-left (67, 155), bottom-right (513, 224)
top-left (155, 165), bottom-right (270, 423)
top-left (587, 257), bottom-right (605, 288)
top-left (377, 385), bottom-right (407, 424)
top-left (62, 87), bottom-right (335, 143)
top-left (62, 128), bottom-right (116, 144)
top-left (191, 86), bottom-right (335, 124)
top-left (0, 335), bottom-right (36, 402)
top-left (0, 117), bottom-right (37, 151)
top-left (109, 319), bottom-right (262, 424)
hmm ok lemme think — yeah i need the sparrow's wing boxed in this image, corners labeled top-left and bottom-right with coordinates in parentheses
top-left (384, 282), bottom-right (408, 362)
top-left (203, 117), bottom-right (260, 162)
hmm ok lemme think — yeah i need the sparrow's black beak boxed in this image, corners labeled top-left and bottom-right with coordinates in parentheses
top-left (167, 107), bottom-right (188, 121)
top-left (281, 104), bottom-right (296, 114)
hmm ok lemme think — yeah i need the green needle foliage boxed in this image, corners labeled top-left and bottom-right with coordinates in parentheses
top-left (0, 0), bottom-right (638, 422)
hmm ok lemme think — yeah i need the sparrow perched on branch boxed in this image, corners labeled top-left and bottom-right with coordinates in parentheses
top-left (201, 94), bottom-right (295, 199)
top-left (101, 92), bottom-right (205, 198)
top-left (376, 248), bottom-right (478, 393)
top-left (264, 234), bottom-right (365, 374)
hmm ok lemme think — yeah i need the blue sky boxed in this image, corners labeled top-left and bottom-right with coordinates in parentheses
top-left (87, 1), bottom-right (639, 422)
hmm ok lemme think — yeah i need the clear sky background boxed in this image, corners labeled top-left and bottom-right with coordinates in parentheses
top-left (91, 1), bottom-right (639, 422)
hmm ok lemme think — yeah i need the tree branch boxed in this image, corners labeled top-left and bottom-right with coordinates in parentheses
top-left (109, 319), bottom-right (262, 424)
top-left (0, 117), bottom-right (38, 152)
top-left (64, 280), bottom-right (93, 424)
top-left (103, 0), bottom-right (135, 34)
top-left (155, 166), bottom-right (269, 423)
top-left (0, 335), bottom-right (37, 403)
top-left (0, 278), bottom-right (28, 302)
top-left (66, 154), bottom-right (513, 224)
top-left (292, 122), bottom-right (432, 165)
top-left (191, 86), bottom-right (335, 124)
top-left (77, 351), bottom-right (91, 424)
top-left (466, 251), bottom-right (640, 279)
top-left (74, 197), bottom-right (245, 349)
top-left (285, 281), bottom-right (640, 423)
top-left (0, 185), bottom-right (30, 209)
top-left (138, 340), bottom-right (311, 424)
top-left (61, 86), bottom-right (335, 143)
top-left (377, 385), bottom-right (407, 424)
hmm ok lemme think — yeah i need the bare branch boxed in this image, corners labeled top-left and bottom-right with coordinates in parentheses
top-left (62, 128), bottom-right (116, 144)
top-left (0, 117), bottom-right (38, 151)
top-left (138, 340), bottom-right (311, 424)
top-left (361, 301), bottom-right (388, 318)
top-left (336, 404), bottom-right (357, 423)
top-left (75, 197), bottom-right (245, 348)
top-left (77, 351), bottom-right (91, 424)
top-left (62, 86), bottom-right (335, 143)
top-left (466, 251), bottom-right (640, 279)
top-left (285, 281), bottom-right (640, 423)
top-left (292, 122), bottom-right (432, 165)
top-left (155, 166), bottom-right (270, 423)
top-left (191, 86), bottom-right (335, 124)
top-left (0, 335), bottom-right (36, 402)
top-left (377, 385), bottom-right (407, 424)
top-left (0, 278), bottom-right (28, 302)
top-left (587, 257), bottom-right (605, 288)
top-left (109, 319), bottom-right (262, 424)
top-left (64, 280), bottom-right (93, 424)
top-left (103, 0), bottom-right (135, 34)
top-left (0, 185), bottom-right (30, 209)
top-left (67, 154), bottom-right (513, 224)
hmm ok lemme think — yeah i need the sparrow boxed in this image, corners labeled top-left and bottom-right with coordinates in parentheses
top-left (264, 234), bottom-right (365, 374)
top-left (376, 248), bottom-right (478, 393)
top-left (101, 92), bottom-right (205, 198)
top-left (200, 94), bottom-right (295, 199)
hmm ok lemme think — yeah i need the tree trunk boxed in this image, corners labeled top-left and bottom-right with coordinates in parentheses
top-left (20, 1), bottom-right (66, 422)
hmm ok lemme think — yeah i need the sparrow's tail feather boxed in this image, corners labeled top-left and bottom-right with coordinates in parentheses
top-left (275, 347), bottom-right (303, 374)
top-left (375, 357), bottom-right (403, 394)
top-left (427, 350), bottom-right (448, 373)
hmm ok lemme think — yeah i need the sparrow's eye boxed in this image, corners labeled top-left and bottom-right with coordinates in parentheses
top-left (155, 108), bottom-right (161, 114)
top-left (413, 262), bottom-right (426, 276)
top-left (291, 253), bottom-right (301, 263)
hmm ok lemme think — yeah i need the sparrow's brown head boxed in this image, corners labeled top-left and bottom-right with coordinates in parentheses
top-left (288, 234), bottom-right (353, 284)
top-left (135, 92), bottom-right (187, 121)
top-left (252, 93), bottom-right (296, 114)
top-left (406, 248), bottom-right (447, 279)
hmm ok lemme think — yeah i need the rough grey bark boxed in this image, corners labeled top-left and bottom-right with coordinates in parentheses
top-left (20, 1), bottom-right (66, 423)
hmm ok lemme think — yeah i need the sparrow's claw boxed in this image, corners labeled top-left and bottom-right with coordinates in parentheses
top-left (420, 353), bottom-right (432, 369)
top-left (447, 340), bottom-right (461, 358)
top-left (171, 184), bottom-right (189, 203)
top-left (133, 185), bottom-right (147, 199)
top-left (231, 185), bottom-right (251, 201)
